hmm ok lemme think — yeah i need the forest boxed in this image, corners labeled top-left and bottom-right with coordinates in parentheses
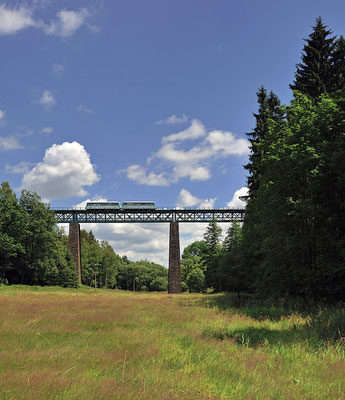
top-left (0, 182), bottom-right (168, 291)
top-left (1, 18), bottom-right (345, 304)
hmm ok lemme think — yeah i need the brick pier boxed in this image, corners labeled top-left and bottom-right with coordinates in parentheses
top-left (69, 223), bottom-right (82, 284)
top-left (168, 222), bottom-right (182, 294)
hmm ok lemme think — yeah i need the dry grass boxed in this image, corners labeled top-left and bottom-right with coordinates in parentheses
top-left (0, 287), bottom-right (344, 399)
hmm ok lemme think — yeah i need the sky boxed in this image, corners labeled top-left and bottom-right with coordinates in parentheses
top-left (1, 0), bottom-right (345, 266)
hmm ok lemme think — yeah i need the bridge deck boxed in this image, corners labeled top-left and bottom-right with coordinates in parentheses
top-left (53, 208), bottom-right (245, 223)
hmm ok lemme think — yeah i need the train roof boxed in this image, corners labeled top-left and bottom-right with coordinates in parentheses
top-left (122, 201), bottom-right (155, 203)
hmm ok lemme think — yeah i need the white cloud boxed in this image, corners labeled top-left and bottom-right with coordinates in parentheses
top-left (38, 90), bottom-right (56, 109)
top-left (126, 164), bottom-right (169, 187)
top-left (77, 104), bottom-right (93, 114)
top-left (199, 198), bottom-right (216, 209)
top-left (126, 119), bottom-right (249, 186)
top-left (5, 161), bottom-right (34, 174)
top-left (176, 189), bottom-right (200, 207)
top-left (0, 5), bottom-right (36, 35)
top-left (0, 5), bottom-right (93, 37)
top-left (39, 126), bottom-right (53, 134)
top-left (0, 109), bottom-right (6, 121)
top-left (155, 114), bottom-right (188, 125)
top-left (45, 8), bottom-right (90, 37)
top-left (205, 130), bottom-right (249, 156)
top-left (161, 119), bottom-right (205, 143)
top-left (21, 141), bottom-right (99, 200)
top-left (0, 136), bottom-right (23, 151)
top-left (172, 164), bottom-right (211, 182)
top-left (51, 63), bottom-right (65, 76)
top-left (176, 189), bottom-right (216, 209)
top-left (227, 186), bottom-right (248, 207)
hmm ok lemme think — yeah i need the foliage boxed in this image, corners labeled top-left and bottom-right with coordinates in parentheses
top-left (116, 260), bottom-right (168, 291)
top-left (290, 17), bottom-right (336, 98)
top-left (0, 183), bottom-right (77, 287)
top-left (202, 219), bottom-right (222, 291)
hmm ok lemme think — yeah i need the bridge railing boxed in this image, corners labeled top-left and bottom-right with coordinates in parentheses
top-left (52, 206), bottom-right (246, 211)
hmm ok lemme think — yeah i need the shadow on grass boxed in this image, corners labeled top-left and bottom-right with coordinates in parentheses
top-left (198, 293), bottom-right (298, 321)
top-left (202, 325), bottom-right (303, 346)
top-left (198, 293), bottom-right (345, 348)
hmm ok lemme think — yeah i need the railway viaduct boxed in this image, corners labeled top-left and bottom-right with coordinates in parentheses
top-left (54, 207), bottom-right (245, 294)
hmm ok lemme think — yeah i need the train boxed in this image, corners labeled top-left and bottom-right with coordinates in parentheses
top-left (85, 201), bottom-right (156, 210)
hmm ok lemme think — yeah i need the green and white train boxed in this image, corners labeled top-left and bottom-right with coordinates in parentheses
top-left (85, 201), bottom-right (156, 210)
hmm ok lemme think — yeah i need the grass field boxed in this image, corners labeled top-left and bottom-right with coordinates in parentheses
top-left (0, 286), bottom-right (344, 400)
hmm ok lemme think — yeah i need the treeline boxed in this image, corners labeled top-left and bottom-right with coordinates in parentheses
top-left (184, 18), bottom-right (345, 304)
top-left (181, 220), bottom-right (243, 294)
top-left (0, 182), bottom-right (168, 290)
top-left (80, 229), bottom-right (168, 291)
top-left (0, 182), bottom-right (77, 286)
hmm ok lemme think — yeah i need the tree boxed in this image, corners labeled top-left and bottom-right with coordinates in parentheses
top-left (181, 252), bottom-right (206, 293)
top-left (0, 183), bottom-right (28, 283)
top-left (203, 219), bottom-right (222, 291)
top-left (19, 189), bottom-right (77, 286)
top-left (116, 260), bottom-right (168, 292)
top-left (80, 229), bottom-right (103, 286)
top-left (290, 17), bottom-right (336, 98)
top-left (245, 86), bottom-right (284, 196)
top-left (331, 35), bottom-right (345, 90)
top-left (218, 221), bottom-right (247, 296)
top-left (186, 268), bottom-right (205, 293)
top-left (182, 241), bottom-right (208, 259)
top-left (99, 241), bottom-right (121, 288)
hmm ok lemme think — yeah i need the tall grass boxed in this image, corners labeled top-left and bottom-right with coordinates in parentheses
top-left (0, 286), bottom-right (344, 399)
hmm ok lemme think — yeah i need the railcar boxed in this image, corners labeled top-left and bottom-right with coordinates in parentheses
top-left (85, 202), bottom-right (121, 210)
top-left (121, 201), bottom-right (156, 209)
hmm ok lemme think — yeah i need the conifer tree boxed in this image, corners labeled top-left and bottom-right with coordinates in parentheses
top-left (202, 219), bottom-right (222, 291)
top-left (245, 87), bottom-right (284, 197)
top-left (290, 17), bottom-right (336, 98)
top-left (331, 35), bottom-right (345, 90)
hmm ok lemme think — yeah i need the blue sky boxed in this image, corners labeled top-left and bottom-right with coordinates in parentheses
top-left (1, 0), bottom-right (345, 265)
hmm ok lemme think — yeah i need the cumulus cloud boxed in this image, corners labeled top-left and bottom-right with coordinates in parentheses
top-left (125, 119), bottom-right (249, 185)
top-left (176, 189), bottom-right (200, 207)
top-left (0, 5), bottom-right (36, 35)
top-left (125, 165), bottom-right (169, 187)
top-left (21, 141), bottom-right (99, 200)
top-left (227, 186), bottom-right (248, 207)
top-left (176, 189), bottom-right (216, 209)
top-left (38, 90), bottom-right (56, 109)
top-left (45, 8), bottom-right (90, 37)
top-left (77, 104), bottom-right (93, 114)
top-left (0, 4), bottom-right (93, 37)
top-left (199, 198), bottom-right (217, 209)
top-left (0, 136), bottom-right (23, 151)
top-left (155, 114), bottom-right (188, 125)
top-left (161, 119), bottom-right (205, 143)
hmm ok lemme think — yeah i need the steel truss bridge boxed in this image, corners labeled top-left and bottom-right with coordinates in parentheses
top-left (53, 207), bottom-right (246, 224)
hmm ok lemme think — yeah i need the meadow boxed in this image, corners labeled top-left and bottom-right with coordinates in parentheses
top-left (0, 286), bottom-right (344, 400)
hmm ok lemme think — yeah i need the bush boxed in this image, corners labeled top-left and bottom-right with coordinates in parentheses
top-left (149, 277), bottom-right (168, 292)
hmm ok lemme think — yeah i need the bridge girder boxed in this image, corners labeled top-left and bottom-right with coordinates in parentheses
top-left (54, 208), bottom-right (245, 224)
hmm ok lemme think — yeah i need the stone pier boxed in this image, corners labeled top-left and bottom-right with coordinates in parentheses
top-left (168, 222), bottom-right (182, 294)
top-left (69, 223), bottom-right (82, 284)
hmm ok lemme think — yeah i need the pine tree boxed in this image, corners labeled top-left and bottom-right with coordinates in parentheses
top-left (290, 17), bottom-right (336, 98)
top-left (202, 219), bottom-right (222, 291)
top-left (245, 87), bottom-right (284, 197)
top-left (331, 35), bottom-right (345, 90)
